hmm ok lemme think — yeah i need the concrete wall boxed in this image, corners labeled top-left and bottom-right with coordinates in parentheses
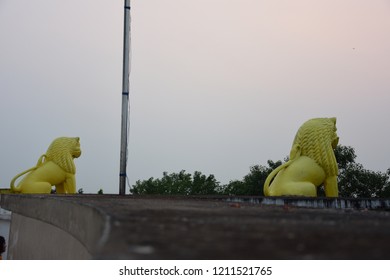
top-left (2, 194), bottom-right (390, 259)
top-left (0, 207), bottom-right (11, 259)
top-left (0, 194), bottom-right (109, 260)
top-left (8, 213), bottom-right (90, 259)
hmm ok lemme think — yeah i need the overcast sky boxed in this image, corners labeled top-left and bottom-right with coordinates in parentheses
top-left (1, 0), bottom-right (389, 194)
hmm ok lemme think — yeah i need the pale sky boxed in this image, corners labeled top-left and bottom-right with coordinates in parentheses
top-left (1, 0), bottom-right (389, 194)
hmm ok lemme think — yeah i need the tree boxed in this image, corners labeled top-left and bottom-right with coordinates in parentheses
top-left (335, 145), bottom-right (390, 198)
top-left (191, 171), bottom-right (220, 195)
top-left (334, 145), bottom-right (356, 169)
top-left (131, 170), bottom-right (221, 195)
top-left (222, 160), bottom-right (282, 196)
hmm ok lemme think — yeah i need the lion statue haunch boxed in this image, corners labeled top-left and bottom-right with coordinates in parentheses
top-left (264, 118), bottom-right (339, 197)
top-left (10, 137), bottom-right (81, 194)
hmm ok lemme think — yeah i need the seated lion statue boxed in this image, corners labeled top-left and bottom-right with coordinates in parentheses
top-left (10, 137), bottom-right (81, 194)
top-left (263, 118), bottom-right (339, 197)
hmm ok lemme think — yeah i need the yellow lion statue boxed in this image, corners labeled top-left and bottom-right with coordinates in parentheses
top-left (264, 118), bottom-right (339, 197)
top-left (10, 137), bottom-right (81, 194)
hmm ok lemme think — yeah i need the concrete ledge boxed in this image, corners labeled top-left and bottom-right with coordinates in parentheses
top-left (1, 194), bottom-right (390, 259)
top-left (226, 196), bottom-right (390, 210)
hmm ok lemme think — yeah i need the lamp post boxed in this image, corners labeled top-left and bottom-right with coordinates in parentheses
top-left (119, 0), bottom-right (131, 195)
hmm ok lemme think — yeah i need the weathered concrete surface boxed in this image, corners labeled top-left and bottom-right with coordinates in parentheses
top-left (226, 196), bottom-right (390, 210)
top-left (8, 213), bottom-right (91, 259)
top-left (0, 194), bottom-right (108, 259)
top-left (0, 207), bottom-right (11, 259)
top-left (1, 194), bottom-right (390, 259)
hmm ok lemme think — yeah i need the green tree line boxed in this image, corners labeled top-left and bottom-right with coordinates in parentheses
top-left (130, 145), bottom-right (390, 198)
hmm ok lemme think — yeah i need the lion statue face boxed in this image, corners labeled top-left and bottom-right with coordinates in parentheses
top-left (71, 138), bottom-right (82, 158)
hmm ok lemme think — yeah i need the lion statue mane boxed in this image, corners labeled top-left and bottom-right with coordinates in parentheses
top-left (10, 137), bottom-right (81, 194)
top-left (263, 118), bottom-right (339, 197)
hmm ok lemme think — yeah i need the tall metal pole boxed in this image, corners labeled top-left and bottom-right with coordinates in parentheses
top-left (119, 0), bottom-right (131, 195)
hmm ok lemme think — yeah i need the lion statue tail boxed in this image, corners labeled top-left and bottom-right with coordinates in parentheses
top-left (10, 154), bottom-right (47, 193)
top-left (263, 144), bottom-right (301, 196)
top-left (263, 161), bottom-right (292, 196)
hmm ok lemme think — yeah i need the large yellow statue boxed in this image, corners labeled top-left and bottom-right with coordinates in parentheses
top-left (264, 118), bottom-right (339, 197)
top-left (10, 137), bottom-right (81, 194)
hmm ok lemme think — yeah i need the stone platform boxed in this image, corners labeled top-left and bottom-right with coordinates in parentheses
top-left (1, 194), bottom-right (390, 259)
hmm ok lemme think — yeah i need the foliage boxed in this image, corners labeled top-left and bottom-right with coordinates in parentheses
top-left (98, 189), bottom-right (104, 195)
top-left (78, 188), bottom-right (84, 194)
top-left (131, 170), bottom-right (220, 195)
top-left (335, 145), bottom-right (390, 198)
top-left (222, 160), bottom-right (282, 196)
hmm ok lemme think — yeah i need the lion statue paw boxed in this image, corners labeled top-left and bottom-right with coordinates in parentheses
top-left (264, 118), bottom-right (339, 197)
top-left (10, 137), bottom-right (81, 194)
